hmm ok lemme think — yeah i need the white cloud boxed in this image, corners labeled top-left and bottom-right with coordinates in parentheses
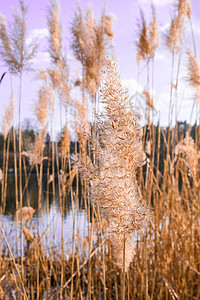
top-left (122, 78), bottom-right (143, 95)
top-left (32, 52), bottom-right (51, 68)
top-left (155, 51), bottom-right (167, 61)
top-left (191, 21), bottom-right (200, 35)
top-left (122, 78), bottom-right (159, 123)
top-left (26, 28), bottom-right (49, 46)
top-left (185, 19), bottom-right (200, 36)
top-left (138, 0), bottom-right (174, 7)
top-left (160, 22), bottom-right (170, 33)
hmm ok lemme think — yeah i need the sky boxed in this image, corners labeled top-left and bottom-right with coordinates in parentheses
top-left (0, 0), bottom-right (200, 138)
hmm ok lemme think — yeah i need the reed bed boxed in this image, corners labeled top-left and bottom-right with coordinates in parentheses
top-left (0, 0), bottom-right (200, 299)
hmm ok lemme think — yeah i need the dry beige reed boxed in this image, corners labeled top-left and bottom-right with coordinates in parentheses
top-left (187, 50), bottom-right (200, 101)
top-left (136, 8), bottom-right (160, 64)
top-left (71, 4), bottom-right (113, 99)
top-left (2, 95), bottom-right (14, 139)
top-left (74, 57), bottom-right (151, 270)
top-left (0, 0), bottom-right (37, 74)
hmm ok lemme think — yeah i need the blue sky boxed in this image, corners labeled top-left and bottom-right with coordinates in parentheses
top-left (0, 0), bottom-right (200, 137)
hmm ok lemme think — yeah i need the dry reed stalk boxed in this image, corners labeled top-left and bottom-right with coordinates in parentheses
top-left (47, 1), bottom-right (70, 219)
top-left (166, 2), bottom-right (190, 122)
top-left (148, 6), bottom-right (160, 58)
top-left (35, 81), bottom-right (52, 215)
top-left (0, 3), bottom-right (37, 288)
top-left (166, 2), bottom-right (191, 124)
top-left (22, 155), bottom-right (30, 206)
top-left (12, 126), bottom-right (19, 258)
top-left (136, 9), bottom-right (159, 192)
top-left (61, 125), bottom-right (70, 161)
top-left (2, 133), bottom-right (10, 213)
top-left (70, 195), bottom-right (76, 300)
top-left (47, 0), bottom-right (70, 156)
top-left (97, 207), bottom-right (107, 299)
top-left (2, 95), bottom-right (14, 140)
top-left (22, 126), bottom-right (47, 215)
top-left (1, 96), bottom-right (14, 213)
top-left (0, 169), bottom-right (2, 183)
top-left (0, 140), bottom-right (6, 215)
top-left (175, 132), bottom-right (199, 186)
top-left (0, 225), bottom-right (28, 300)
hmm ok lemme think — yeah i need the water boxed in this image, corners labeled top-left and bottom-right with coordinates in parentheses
top-left (0, 174), bottom-right (89, 257)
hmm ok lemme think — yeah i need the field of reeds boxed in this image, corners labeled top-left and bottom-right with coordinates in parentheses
top-left (0, 0), bottom-right (200, 299)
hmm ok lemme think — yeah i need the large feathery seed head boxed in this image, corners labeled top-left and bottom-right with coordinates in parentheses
top-left (71, 5), bottom-right (113, 98)
top-left (187, 50), bottom-right (200, 101)
top-left (0, 0), bottom-right (37, 74)
top-left (136, 9), bottom-right (159, 64)
top-left (177, 0), bottom-right (191, 19)
top-left (75, 57), bottom-right (150, 246)
top-left (48, 0), bottom-right (62, 64)
top-left (166, 14), bottom-right (184, 53)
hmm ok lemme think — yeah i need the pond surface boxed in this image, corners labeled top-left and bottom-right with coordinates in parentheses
top-left (0, 174), bottom-right (89, 257)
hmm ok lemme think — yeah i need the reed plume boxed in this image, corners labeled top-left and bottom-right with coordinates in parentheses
top-left (0, 15), bottom-right (13, 65)
top-left (136, 8), bottom-right (159, 64)
top-left (137, 12), bottom-right (151, 64)
top-left (0, 0), bottom-right (37, 74)
top-left (148, 7), bottom-right (160, 58)
top-left (74, 57), bottom-right (150, 271)
top-left (177, 0), bottom-right (191, 19)
top-left (47, 0), bottom-right (70, 115)
top-left (57, 56), bottom-right (70, 110)
top-left (143, 89), bottom-right (155, 110)
top-left (2, 95), bottom-right (14, 139)
top-left (187, 50), bottom-right (200, 101)
top-left (102, 14), bottom-right (114, 40)
top-left (61, 125), bottom-right (70, 157)
top-left (48, 0), bottom-right (62, 65)
top-left (73, 100), bottom-right (90, 163)
top-left (23, 126), bottom-right (47, 166)
top-left (35, 86), bottom-right (52, 126)
top-left (175, 132), bottom-right (199, 179)
top-left (110, 233), bottom-right (135, 272)
top-left (14, 206), bottom-right (36, 226)
top-left (71, 4), bottom-right (113, 99)
top-left (166, 15), bottom-right (184, 53)
top-left (166, 0), bottom-right (191, 54)
top-left (95, 58), bottom-right (149, 237)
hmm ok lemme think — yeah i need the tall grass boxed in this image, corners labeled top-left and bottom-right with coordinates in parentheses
top-left (0, 0), bottom-right (200, 299)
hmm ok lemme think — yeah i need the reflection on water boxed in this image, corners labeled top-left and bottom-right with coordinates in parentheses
top-left (0, 174), bottom-right (88, 257)
top-left (4, 174), bottom-right (55, 214)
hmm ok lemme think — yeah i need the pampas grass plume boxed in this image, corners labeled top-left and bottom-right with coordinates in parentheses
top-left (187, 50), bottom-right (200, 101)
top-left (2, 95), bottom-right (14, 139)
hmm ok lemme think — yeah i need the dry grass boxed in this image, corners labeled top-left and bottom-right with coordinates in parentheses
top-left (0, 0), bottom-right (200, 299)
